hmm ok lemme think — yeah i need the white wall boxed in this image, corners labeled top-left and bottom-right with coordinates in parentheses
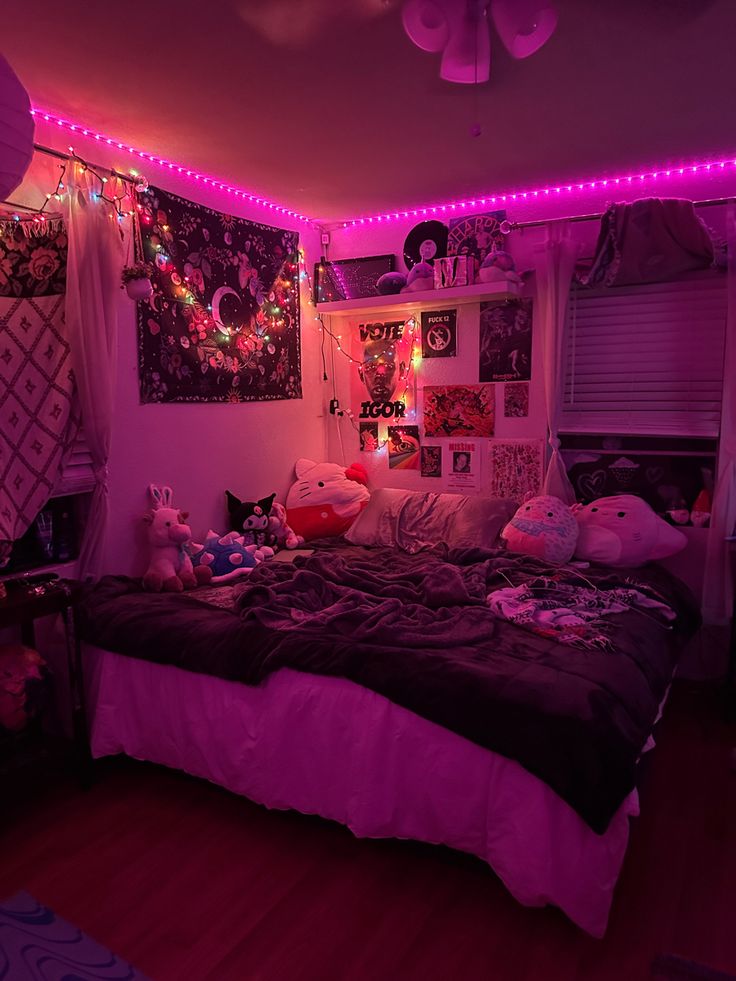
top-left (13, 121), bottom-right (330, 575)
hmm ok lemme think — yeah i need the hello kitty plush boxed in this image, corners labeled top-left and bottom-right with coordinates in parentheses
top-left (285, 459), bottom-right (370, 541)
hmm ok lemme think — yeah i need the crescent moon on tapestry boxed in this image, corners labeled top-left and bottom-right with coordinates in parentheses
top-left (211, 286), bottom-right (242, 332)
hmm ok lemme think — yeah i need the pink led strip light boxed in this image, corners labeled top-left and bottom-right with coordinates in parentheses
top-left (339, 156), bottom-right (736, 227)
top-left (31, 107), bottom-right (313, 225)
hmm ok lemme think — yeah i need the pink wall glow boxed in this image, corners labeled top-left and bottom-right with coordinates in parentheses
top-left (13, 119), bottom-right (329, 576)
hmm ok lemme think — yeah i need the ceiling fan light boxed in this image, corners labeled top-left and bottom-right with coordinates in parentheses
top-left (491, 0), bottom-right (558, 59)
top-left (402, 0), bottom-right (491, 83)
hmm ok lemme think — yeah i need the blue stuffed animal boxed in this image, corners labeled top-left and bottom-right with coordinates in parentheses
top-left (190, 531), bottom-right (273, 584)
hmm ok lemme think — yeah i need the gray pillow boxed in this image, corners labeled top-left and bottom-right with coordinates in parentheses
top-left (345, 488), bottom-right (517, 553)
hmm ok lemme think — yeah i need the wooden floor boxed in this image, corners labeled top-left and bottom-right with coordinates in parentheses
top-left (1, 683), bottom-right (735, 981)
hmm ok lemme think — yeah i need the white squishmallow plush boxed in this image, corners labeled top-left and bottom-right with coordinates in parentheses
top-left (574, 494), bottom-right (687, 568)
top-left (285, 459), bottom-right (370, 541)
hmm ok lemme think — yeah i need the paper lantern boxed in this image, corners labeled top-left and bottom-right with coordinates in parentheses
top-left (0, 52), bottom-right (34, 203)
top-left (490, 0), bottom-right (558, 59)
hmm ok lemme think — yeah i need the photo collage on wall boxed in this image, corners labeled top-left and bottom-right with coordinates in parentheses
top-left (347, 210), bottom-right (541, 494)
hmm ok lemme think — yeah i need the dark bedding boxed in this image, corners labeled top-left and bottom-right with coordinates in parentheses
top-left (78, 541), bottom-right (700, 833)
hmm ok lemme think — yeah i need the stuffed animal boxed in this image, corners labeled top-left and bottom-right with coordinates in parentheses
top-left (268, 501), bottom-right (305, 550)
top-left (226, 491), bottom-right (276, 547)
top-left (143, 484), bottom-right (212, 592)
top-left (501, 495), bottom-right (579, 566)
top-left (574, 494), bottom-right (687, 568)
top-left (376, 271), bottom-right (407, 295)
top-left (285, 459), bottom-right (370, 541)
top-left (478, 249), bottom-right (523, 285)
top-left (401, 262), bottom-right (434, 293)
top-left (690, 488), bottom-right (712, 528)
top-left (190, 530), bottom-right (272, 583)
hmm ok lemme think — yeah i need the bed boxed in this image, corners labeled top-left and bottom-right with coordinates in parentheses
top-left (79, 536), bottom-right (700, 937)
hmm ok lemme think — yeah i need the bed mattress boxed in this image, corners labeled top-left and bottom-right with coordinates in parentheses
top-left (78, 541), bottom-right (700, 834)
top-left (87, 647), bottom-right (642, 937)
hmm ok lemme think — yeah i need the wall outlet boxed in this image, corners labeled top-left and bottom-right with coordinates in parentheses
top-left (321, 232), bottom-right (330, 246)
top-left (329, 398), bottom-right (340, 414)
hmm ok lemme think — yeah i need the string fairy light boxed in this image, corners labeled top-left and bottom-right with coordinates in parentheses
top-left (30, 107), bottom-right (313, 225)
top-left (296, 249), bottom-right (421, 444)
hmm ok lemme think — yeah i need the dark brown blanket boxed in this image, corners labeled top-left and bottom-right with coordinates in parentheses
top-left (78, 542), bottom-right (700, 833)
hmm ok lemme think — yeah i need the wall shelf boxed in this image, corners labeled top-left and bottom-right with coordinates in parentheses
top-left (316, 280), bottom-right (521, 317)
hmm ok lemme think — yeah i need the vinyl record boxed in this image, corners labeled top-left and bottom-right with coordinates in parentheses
top-left (403, 220), bottom-right (449, 270)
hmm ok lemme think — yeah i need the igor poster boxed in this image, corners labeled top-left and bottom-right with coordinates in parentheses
top-left (357, 320), bottom-right (410, 420)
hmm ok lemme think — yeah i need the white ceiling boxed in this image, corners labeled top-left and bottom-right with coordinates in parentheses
top-left (2, 0), bottom-right (734, 223)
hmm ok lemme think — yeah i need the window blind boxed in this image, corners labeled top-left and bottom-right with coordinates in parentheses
top-left (53, 429), bottom-right (95, 496)
top-left (561, 272), bottom-right (727, 437)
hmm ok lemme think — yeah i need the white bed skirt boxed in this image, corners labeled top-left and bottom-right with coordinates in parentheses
top-left (86, 646), bottom-right (639, 937)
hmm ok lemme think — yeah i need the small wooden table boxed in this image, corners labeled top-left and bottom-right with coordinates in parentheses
top-left (0, 577), bottom-right (91, 782)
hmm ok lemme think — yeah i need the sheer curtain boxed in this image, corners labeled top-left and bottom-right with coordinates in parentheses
top-left (703, 202), bottom-right (736, 624)
top-left (63, 168), bottom-right (125, 577)
top-left (534, 222), bottom-right (577, 504)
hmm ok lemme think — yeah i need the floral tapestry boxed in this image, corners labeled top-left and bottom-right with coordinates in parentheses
top-left (0, 224), bottom-right (67, 297)
top-left (137, 185), bottom-right (301, 403)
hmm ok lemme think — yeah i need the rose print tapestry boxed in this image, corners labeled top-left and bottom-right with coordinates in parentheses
top-left (137, 186), bottom-right (301, 403)
top-left (0, 222), bottom-right (79, 566)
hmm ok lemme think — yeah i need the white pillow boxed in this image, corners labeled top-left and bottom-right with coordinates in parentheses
top-left (345, 488), bottom-right (516, 553)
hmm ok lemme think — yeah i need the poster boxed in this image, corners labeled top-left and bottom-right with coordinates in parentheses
top-left (504, 382), bottom-right (529, 417)
top-left (447, 211), bottom-right (507, 277)
top-left (137, 184), bottom-right (300, 404)
top-left (479, 298), bottom-right (533, 383)
top-left (421, 309), bottom-right (457, 358)
top-left (446, 441), bottom-right (480, 493)
top-left (359, 422), bottom-right (379, 451)
top-left (423, 384), bottom-right (495, 438)
top-left (489, 439), bottom-right (545, 502)
top-left (421, 445), bottom-right (442, 478)
top-left (357, 318), bottom-right (409, 420)
top-left (387, 425), bottom-right (420, 469)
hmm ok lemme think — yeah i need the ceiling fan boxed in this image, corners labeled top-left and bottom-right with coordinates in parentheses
top-left (401, 0), bottom-right (558, 84)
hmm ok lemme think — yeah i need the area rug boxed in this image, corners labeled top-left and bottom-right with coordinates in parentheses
top-left (653, 954), bottom-right (736, 980)
top-left (0, 891), bottom-right (149, 980)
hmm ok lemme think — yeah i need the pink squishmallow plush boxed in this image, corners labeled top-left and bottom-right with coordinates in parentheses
top-left (574, 494), bottom-right (687, 568)
top-left (501, 495), bottom-right (578, 566)
top-left (285, 459), bottom-right (370, 541)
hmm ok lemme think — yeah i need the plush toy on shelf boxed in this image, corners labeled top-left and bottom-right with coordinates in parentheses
top-left (285, 459), bottom-right (370, 541)
top-left (142, 484), bottom-right (212, 592)
top-left (501, 495), bottom-right (579, 566)
top-left (376, 271), bottom-right (407, 295)
top-left (478, 249), bottom-right (523, 286)
top-left (190, 531), bottom-right (272, 584)
top-left (268, 501), bottom-right (305, 550)
top-left (574, 494), bottom-right (687, 567)
top-left (401, 261), bottom-right (435, 293)
top-left (225, 491), bottom-right (277, 547)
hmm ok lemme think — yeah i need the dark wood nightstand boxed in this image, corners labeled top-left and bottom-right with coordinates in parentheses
top-left (0, 577), bottom-right (91, 784)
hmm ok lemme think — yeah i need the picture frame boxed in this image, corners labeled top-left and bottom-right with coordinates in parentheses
top-left (314, 254), bottom-right (395, 303)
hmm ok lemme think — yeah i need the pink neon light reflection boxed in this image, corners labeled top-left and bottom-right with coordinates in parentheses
top-left (30, 107), bottom-right (313, 224)
top-left (339, 156), bottom-right (736, 227)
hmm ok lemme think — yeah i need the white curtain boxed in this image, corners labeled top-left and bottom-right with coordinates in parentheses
top-left (534, 222), bottom-right (577, 504)
top-left (62, 169), bottom-right (125, 577)
top-left (703, 202), bottom-right (736, 624)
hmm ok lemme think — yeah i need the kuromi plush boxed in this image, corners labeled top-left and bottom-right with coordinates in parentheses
top-left (574, 494), bottom-right (687, 568)
top-left (285, 459), bottom-right (370, 541)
